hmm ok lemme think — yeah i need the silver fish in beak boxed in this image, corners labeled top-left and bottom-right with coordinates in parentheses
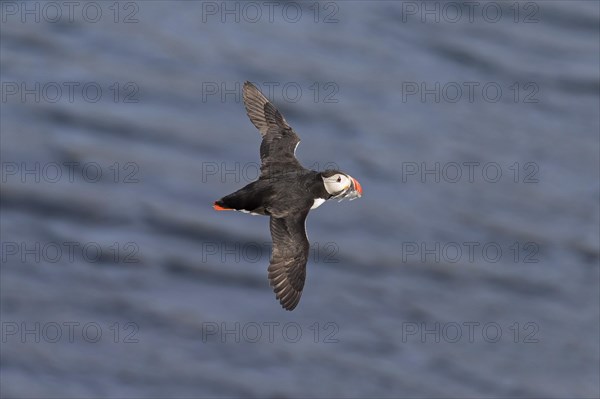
top-left (335, 176), bottom-right (363, 202)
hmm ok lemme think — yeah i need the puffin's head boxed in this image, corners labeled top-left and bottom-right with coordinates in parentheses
top-left (320, 170), bottom-right (363, 201)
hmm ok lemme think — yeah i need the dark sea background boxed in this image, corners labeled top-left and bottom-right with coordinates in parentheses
top-left (1, 1), bottom-right (599, 398)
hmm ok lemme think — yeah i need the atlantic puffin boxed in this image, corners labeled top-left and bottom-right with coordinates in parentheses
top-left (214, 81), bottom-right (362, 311)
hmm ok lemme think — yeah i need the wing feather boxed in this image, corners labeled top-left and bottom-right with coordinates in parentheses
top-left (267, 210), bottom-right (310, 311)
top-left (243, 82), bottom-right (303, 177)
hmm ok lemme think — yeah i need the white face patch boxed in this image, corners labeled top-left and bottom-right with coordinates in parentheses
top-left (311, 198), bottom-right (326, 209)
top-left (322, 174), bottom-right (351, 195)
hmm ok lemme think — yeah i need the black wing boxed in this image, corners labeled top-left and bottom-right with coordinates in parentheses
top-left (267, 210), bottom-right (310, 311)
top-left (243, 81), bottom-right (304, 177)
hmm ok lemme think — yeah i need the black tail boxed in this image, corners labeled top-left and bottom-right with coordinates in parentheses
top-left (213, 182), bottom-right (271, 215)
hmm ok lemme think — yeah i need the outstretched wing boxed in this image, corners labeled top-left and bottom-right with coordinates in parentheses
top-left (267, 210), bottom-right (310, 311)
top-left (243, 81), bottom-right (304, 177)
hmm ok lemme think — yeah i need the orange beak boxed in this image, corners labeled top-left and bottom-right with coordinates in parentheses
top-left (351, 177), bottom-right (363, 196)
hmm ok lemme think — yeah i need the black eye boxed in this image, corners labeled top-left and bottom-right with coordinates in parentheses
top-left (336, 177), bottom-right (341, 183)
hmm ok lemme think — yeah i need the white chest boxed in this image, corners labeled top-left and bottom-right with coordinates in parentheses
top-left (311, 198), bottom-right (326, 209)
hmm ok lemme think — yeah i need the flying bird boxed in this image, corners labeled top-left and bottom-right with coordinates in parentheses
top-left (214, 81), bottom-right (362, 310)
